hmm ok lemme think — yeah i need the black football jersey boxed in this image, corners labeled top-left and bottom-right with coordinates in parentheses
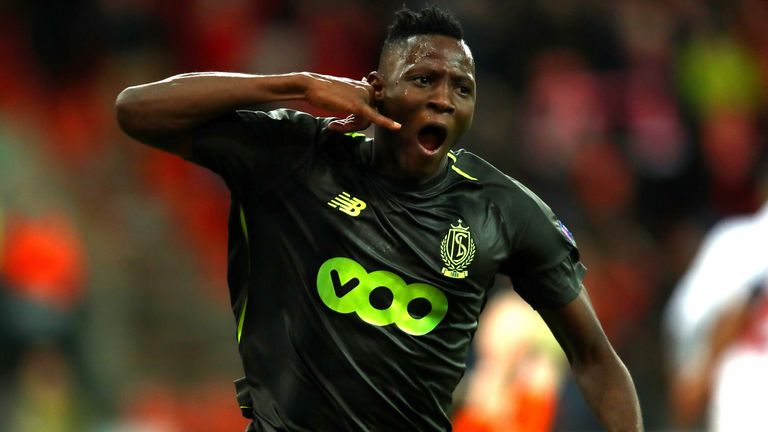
top-left (185, 109), bottom-right (585, 431)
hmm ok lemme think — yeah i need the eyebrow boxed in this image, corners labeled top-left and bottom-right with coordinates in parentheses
top-left (403, 63), bottom-right (476, 83)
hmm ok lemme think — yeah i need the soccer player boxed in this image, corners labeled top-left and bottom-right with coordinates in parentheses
top-left (115, 6), bottom-right (642, 431)
top-left (664, 200), bottom-right (768, 430)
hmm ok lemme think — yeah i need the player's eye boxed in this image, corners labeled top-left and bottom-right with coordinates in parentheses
top-left (414, 76), bottom-right (431, 86)
top-left (458, 86), bottom-right (472, 96)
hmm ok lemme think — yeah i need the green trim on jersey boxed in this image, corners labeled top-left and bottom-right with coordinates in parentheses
top-left (239, 206), bottom-right (250, 248)
top-left (237, 296), bottom-right (248, 343)
top-left (447, 152), bottom-right (478, 181)
top-left (238, 205), bottom-right (250, 344)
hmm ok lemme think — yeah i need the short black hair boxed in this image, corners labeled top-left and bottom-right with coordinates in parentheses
top-left (383, 5), bottom-right (464, 47)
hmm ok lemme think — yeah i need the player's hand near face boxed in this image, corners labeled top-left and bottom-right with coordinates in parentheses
top-left (301, 73), bottom-right (400, 133)
top-left (115, 71), bottom-right (399, 155)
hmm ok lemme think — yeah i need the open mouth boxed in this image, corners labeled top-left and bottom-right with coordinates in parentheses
top-left (417, 124), bottom-right (448, 152)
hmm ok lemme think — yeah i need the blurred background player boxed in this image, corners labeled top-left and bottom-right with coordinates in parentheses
top-left (664, 172), bottom-right (768, 430)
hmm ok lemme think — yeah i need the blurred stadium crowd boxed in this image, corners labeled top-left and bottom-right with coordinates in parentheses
top-left (0, 0), bottom-right (765, 431)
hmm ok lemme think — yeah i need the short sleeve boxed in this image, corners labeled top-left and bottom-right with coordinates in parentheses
top-left (184, 109), bottom-right (330, 195)
top-left (499, 183), bottom-right (586, 309)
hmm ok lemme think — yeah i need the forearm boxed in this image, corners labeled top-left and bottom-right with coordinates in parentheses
top-left (115, 72), bottom-right (308, 140)
top-left (572, 351), bottom-right (643, 431)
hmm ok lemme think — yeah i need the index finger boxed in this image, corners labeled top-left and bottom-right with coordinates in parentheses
top-left (359, 105), bottom-right (401, 131)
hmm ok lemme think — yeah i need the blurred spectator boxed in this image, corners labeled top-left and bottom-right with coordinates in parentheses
top-left (2, 214), bottom-right (86, 309)
top-left (0, 212), bottom-right (88, 432)
top-left (522, 51), bottom-right (608, 183)
top-left (453, 289), bottom-right (566, 432)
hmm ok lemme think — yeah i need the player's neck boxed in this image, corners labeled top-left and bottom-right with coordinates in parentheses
top-left (366, 139), bottom-right (449, 187)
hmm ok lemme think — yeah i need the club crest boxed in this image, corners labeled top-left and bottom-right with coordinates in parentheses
top-left (440, 219), bottom-right (476, 279)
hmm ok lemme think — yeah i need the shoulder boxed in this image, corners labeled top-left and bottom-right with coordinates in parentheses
top-left (449, 149), bottom-right (552, 214)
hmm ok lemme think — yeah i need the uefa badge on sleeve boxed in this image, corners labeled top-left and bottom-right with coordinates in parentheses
top-left (557, 220), bottom-right (576, 247)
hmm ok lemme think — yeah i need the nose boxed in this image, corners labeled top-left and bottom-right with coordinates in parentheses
top-left (427, 83), bottom-right (455, 114)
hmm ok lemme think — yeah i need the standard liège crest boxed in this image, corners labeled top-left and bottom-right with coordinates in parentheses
top-left (440, 219), bottom-right (476, 279)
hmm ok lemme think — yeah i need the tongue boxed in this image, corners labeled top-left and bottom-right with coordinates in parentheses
top-left (418, 131), bottom-right (441, 151)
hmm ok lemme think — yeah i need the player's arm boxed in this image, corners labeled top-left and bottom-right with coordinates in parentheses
top-left (538, 288), bottom-right (643, 432)
top-left (115, 72), bottom-right (400, 155)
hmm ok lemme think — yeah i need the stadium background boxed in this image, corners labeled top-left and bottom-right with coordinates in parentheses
top-left (0, 0), bottom-right (765, 430)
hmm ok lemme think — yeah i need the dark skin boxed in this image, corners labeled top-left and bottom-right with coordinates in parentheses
top-left (540, 290), bottom-right (643, 431)
top-left (116, 33), bottom-right (642, 431)
top-left (368, 35), bottom-right (476, 183)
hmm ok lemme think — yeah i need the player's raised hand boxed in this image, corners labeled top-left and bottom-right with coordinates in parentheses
top-left (301, 73), bottom-right (400, 132)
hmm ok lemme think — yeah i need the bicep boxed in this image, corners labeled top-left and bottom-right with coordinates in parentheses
top-left (537, 287), bottom-right (612, 365)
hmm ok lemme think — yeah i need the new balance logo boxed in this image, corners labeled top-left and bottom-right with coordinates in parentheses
top-left (328, 192), bottom-right (366, 217)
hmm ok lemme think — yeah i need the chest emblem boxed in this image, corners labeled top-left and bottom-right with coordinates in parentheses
top-left (328, 191), bottom-right (367, 217)
top-left (440, 219), bottom-right (476, 279)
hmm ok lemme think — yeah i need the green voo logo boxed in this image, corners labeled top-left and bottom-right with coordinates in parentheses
top-left (316, 257), bottom-right (448, 336)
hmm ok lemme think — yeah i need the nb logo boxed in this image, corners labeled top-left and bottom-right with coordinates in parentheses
top-left (316, 257), bottom-right (448, 336)
top-left (328, 192), bottom-right (366, 217)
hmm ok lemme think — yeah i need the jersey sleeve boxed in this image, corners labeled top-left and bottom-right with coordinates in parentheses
top-left (184, 109), bottom-right (330, 195)
top-left (499, 181), bottom-right (586, 309)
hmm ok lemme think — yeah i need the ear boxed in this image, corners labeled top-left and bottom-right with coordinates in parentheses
top-left (367, 71), bottom-right (385, 104)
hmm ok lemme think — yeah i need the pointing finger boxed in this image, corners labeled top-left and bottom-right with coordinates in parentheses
top-left (359, 105), bottom-right (401, 131)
